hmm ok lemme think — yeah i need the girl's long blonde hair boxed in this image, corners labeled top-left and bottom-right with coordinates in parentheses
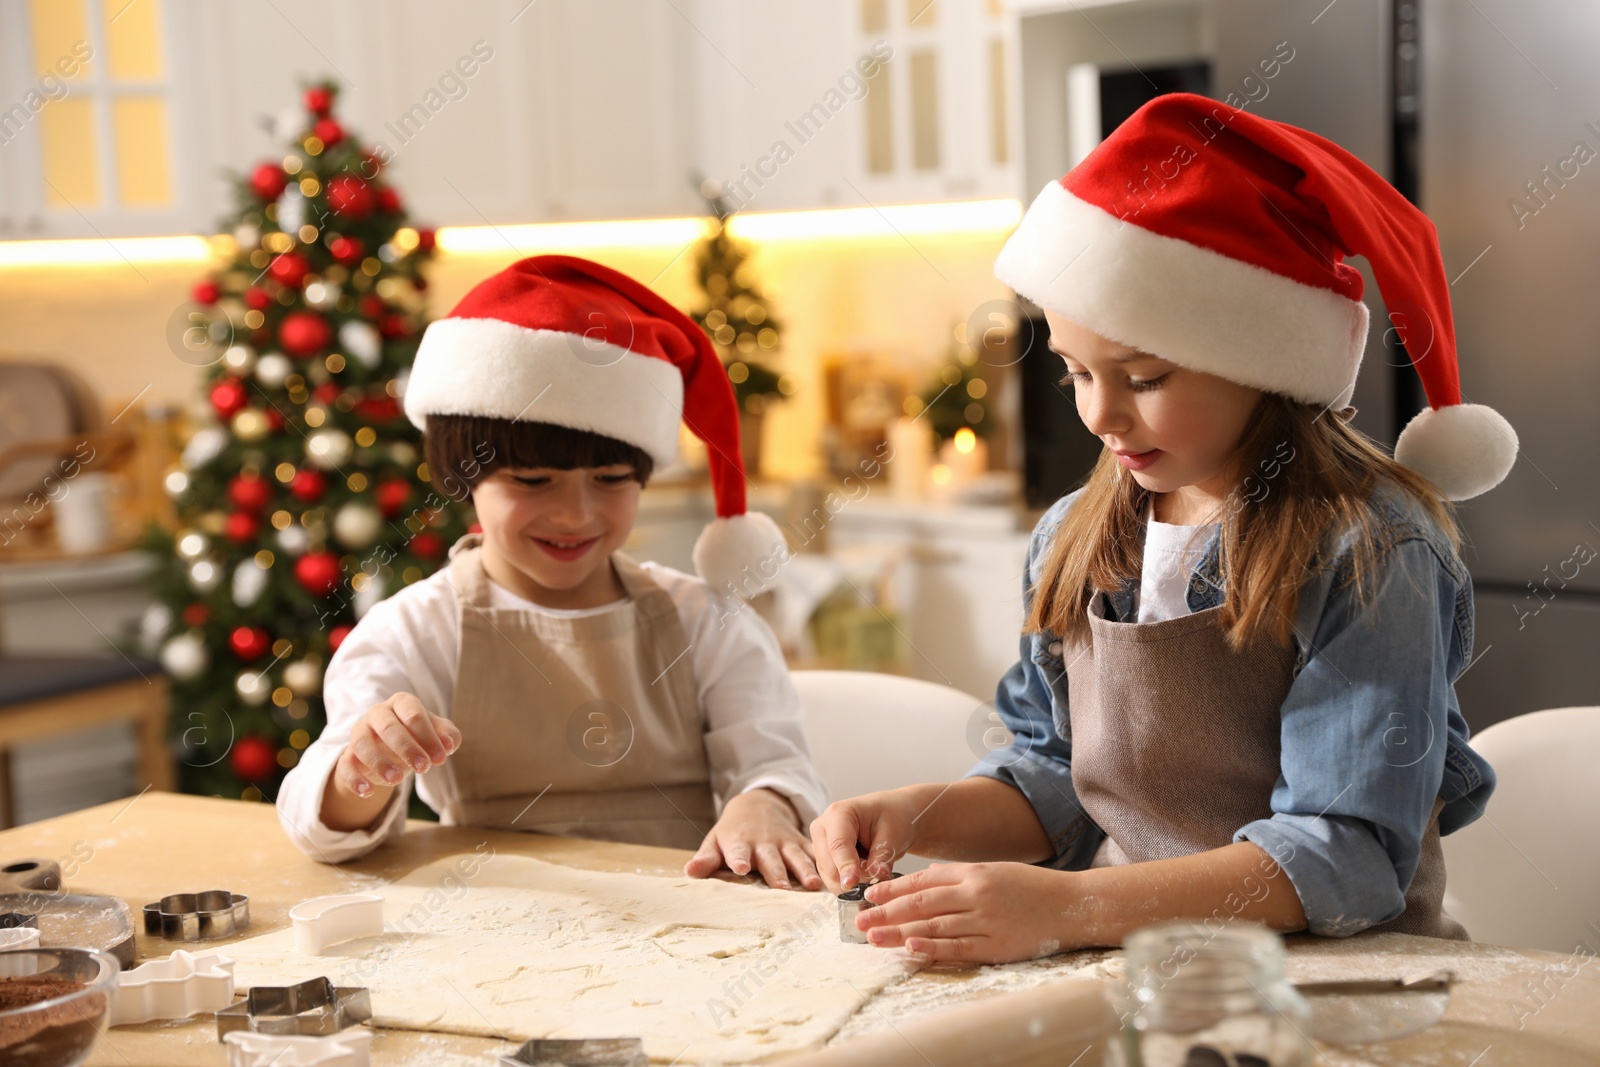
top-left (1025, 394), bottom-right (1461, 651)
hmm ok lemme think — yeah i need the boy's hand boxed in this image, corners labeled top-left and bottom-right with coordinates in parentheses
top-left (686, 788), bottom-right (822, 891)
top-left (809, 789), bottom-right (922, 892)
top-left (335, 692), bottom-right (461, 799)
top-left (853, 861), bottom-right (1078, 964)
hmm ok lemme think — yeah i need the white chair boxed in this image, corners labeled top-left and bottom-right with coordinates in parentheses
top-left (1442, 706), bottom-right (1600, 953)
top-left (791, 669), bottom-right (993, 873)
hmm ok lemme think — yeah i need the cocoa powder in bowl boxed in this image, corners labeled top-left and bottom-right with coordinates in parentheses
top-left (0, 974), bottom-right (108, 1067)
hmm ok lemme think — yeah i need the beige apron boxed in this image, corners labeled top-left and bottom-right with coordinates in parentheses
top-left (441, 536), bottom-right (717, 850)
top-left (1068, 592), bottom-right (1466, 940)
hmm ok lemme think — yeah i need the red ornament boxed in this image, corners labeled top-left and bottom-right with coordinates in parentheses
top-left (268, 251), bottom-right (310, 289)
top-left (312, 382), bottom-right (343, 406)
top-left (412, 275), bottom-right (429, 292)
top-left (181, 603), bottom-right (210, 628)
top-left (377, 188), bottom-right (402, 214)
top-left (359, 295), bottom-right (387, 320)
top-left (328, 624), bottom-right (354, 653)
top-left (355, 396), bottom-right (400, 422)
top-left (295, 551), bottom-right (343, 597)
top-left (313, 118), bottom-right (344, 147)
top-left (264, 407), bottom-right (286, 432)
top-left (415, 228), bottom-right (437, 253)
top-left (378, 313), bottom-right (411, 339)
top-left (328, 235), bottom-right (364, 264)
top-left (228, 473), bottom-right (272, 512)
top-left (229, 626), bottom-right (271, 662)
top-left (289, 468), bottom-right (327, 503)
top-left (244, 286), bottom-right (271, 311)
top-left (326, 175), bottom-right (374, 220)
top-left (210, 378), bottom-right (249, 420)
top-left (224, 511), bottom-right (260, 544)
top-left (229, 735), bottom-right (279, 783)
top-left (193, 280), bottom-right (220, 305)
top-left (279, 311), bottom-right (332, 357)
top-left (410, 532), bottom-right (445, 559)
top-left (375, 480), bottom-right (411, 518)
top-left (250, 162), bottom-right (287, 201)
top-left (304, 86), bottom-right (333, 117)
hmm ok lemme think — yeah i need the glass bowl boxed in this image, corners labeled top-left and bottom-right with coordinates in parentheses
top-left (0, 948), bottom-right (119, 1067)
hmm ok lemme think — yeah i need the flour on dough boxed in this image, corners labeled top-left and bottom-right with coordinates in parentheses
top-left (223, 854), bottom-right (918, 1063)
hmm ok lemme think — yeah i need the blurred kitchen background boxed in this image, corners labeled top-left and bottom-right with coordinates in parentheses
top-left (0, 0), bottom-right (1595, 823)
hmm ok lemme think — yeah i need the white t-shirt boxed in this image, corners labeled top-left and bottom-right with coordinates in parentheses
top-left (276, 560), bottom-right (829, 863)
top-left (1135, 508), bottom-right (1218, 623)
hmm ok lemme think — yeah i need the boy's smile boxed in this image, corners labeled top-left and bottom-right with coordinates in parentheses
top-left (470, 465), bottom-right (642, 609)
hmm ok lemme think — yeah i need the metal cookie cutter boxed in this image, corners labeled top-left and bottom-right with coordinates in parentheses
top-left (290, 893), bottom-right (384, 955)
top-left (216, 976), bottom-right (373, 1038)
top-left (144, 890), bottom-right (251, 941)
top-left (223, 1028), bottom-right (373, 1067)
top-left (497, 1038), bottom-right (648, 1066)
top-left (838, 872), bottom-right (902, 943)
top-left (111, 949), bottom-right (236, 1026)
top-left (0, 911), bottom-right (40, 950)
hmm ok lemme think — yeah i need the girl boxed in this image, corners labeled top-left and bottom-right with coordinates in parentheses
top-left (810, 93), bottom-right (1517, 963)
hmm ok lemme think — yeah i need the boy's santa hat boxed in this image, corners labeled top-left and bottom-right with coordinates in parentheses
top-left (995, 92), bottom-right (1516, 501)
top-left (404, 254), bottom-right (787, 593)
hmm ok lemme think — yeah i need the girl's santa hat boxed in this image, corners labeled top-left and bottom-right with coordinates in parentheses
top-left (995, 92), bottom-right (1516, 501)
top-left (403, 254), bottom-right (787, 593)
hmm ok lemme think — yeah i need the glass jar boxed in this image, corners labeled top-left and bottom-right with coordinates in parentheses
top-left (1111, 922), bottom-right (1314, 1067)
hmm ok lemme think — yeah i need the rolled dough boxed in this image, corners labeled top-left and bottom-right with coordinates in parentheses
top-left (223, 853), bottom-right (919, 1063)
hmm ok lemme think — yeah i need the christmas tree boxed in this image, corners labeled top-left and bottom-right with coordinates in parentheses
top-left (916, 341), bottom-right (998, 449)
top-left (687, 182), bottom-right (791, 417)
top-left (141, 82), bottom-right (470, 803)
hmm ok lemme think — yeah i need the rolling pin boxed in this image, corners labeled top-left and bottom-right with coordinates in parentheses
top-left (775, 978), bottom-right (1118, 1067)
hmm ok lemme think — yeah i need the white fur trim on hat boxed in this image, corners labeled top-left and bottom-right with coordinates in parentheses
top-left (403, 316), bottom-right (685, 468)
top-left (995, 182), bottom-right (1370, 410)
top-left (1394, 402), bottom-right (1518, 501)
top-left (693, 512), bottom-right (790, 598)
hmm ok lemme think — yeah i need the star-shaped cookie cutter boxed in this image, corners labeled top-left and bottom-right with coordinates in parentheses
top-left (143, 890), bottom-right (250, 941)
top-left (111, 949), bottom-right (236, 1026)
top-left (497, 1038), bottom-right (648, 1066)
top-left (222, 1028), bottom-right (372, 1067)
top-left (215, 976), bottom-right (373, 1038)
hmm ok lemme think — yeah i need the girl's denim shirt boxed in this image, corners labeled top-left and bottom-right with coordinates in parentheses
top-left (968, 481), bottom-right (1496, 936)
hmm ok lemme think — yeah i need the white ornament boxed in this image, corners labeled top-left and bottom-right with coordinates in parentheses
top-left (306, 429), bottom-right (354, 470)
top-left (354, 573), bottom-right (385, 619)
top-left (159, 631), bottom-right (209, 681)
top-left (338, 320), bottom-right (382, 368)
top-left (235, 670), bottom-right (270, 706)
top-left (254, 352), bottom-right (292, 389)
top-left (277, 524), bottom-right (311, 556)
top-left (181, 427), bottom-right (229, 471)
top-left (139, 603), bottom-right (174, 656)
top-left (222, 344), bottom-right (257, 373)
top-left (234, 221), bottom-right (261, 249)
top-left (276, 187), bottom-right (307, 234)
top-left (304, 280), bottom-right (340, 311)
top-left (389, 441), bottom-right (417, 466)
top-left (333, 503), bottom-right (382, 549)
top-left (175, 530), bottom-right (210, 560)
top-left (283, 658), bottom-right (323, 696)
top-left (188, 559), bottom-right (221, 592)
top-left (232, 560), bottom-right (269, 608)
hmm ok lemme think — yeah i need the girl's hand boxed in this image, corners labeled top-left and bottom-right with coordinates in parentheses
top-left (809, 788), bottom-right (924, 892)
top-left (686, 788), bottom-right (822, 891)
top-left (854, 861), bottom-right (1081, 964)
top-left (335, 692), bottom-right (461, 799)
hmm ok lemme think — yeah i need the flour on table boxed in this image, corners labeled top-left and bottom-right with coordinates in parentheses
top-left (223, 854), bottom-right (918, 1063)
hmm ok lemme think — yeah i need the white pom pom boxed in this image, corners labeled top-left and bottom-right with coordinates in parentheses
top-left (692, 512), bottom-right (791, 598)
top-left (1394, 402), bottom-right (1518, 501)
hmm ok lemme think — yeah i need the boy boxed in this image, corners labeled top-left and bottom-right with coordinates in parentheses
top-left (277, 255), bottom-right (827, 890)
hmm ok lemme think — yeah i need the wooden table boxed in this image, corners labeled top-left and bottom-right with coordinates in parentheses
top-left (1, 792), bottom-right (1596, 1066)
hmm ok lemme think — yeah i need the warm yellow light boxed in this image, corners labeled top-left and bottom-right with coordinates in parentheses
top-left (728, 198), bottom-right (1022, 241)
top-left (0, 235), bottom-right (211, 268)
top-left (954, 427), bottom-right (977, 454)
top-left (436, 216), bottom-right (710, 255)
top-left (931, 464), bottom-right (954, 485)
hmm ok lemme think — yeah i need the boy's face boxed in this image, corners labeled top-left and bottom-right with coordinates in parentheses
top-left (470, 464), bottom-right (642, 608)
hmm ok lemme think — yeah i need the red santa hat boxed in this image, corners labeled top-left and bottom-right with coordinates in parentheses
top-left (404, 254), bottom-right (787, 593)
top-left (995, 92), bottom-right (1517, 501)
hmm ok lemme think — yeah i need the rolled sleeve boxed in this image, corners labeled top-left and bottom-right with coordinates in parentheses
top-left (1236, 538), bottom-right (1465, 936)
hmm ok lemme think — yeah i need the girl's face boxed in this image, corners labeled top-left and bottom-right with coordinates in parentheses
top-left (1045, 311), bottom-right (1262, 521)
top-left (470, 465), bottom-right (641, 609)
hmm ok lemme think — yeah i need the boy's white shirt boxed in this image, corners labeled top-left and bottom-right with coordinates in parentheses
top-left (276, 558), bottom-right (828, 863)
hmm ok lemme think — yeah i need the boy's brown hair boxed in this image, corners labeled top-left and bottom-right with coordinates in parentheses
top-left (423, 415), bottom-right (655, 502)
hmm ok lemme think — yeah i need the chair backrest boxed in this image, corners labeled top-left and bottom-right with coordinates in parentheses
top-left (1442, 705), bottom-right (1600, 953)
top-left (791, 669), bottom-right (989, 809)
